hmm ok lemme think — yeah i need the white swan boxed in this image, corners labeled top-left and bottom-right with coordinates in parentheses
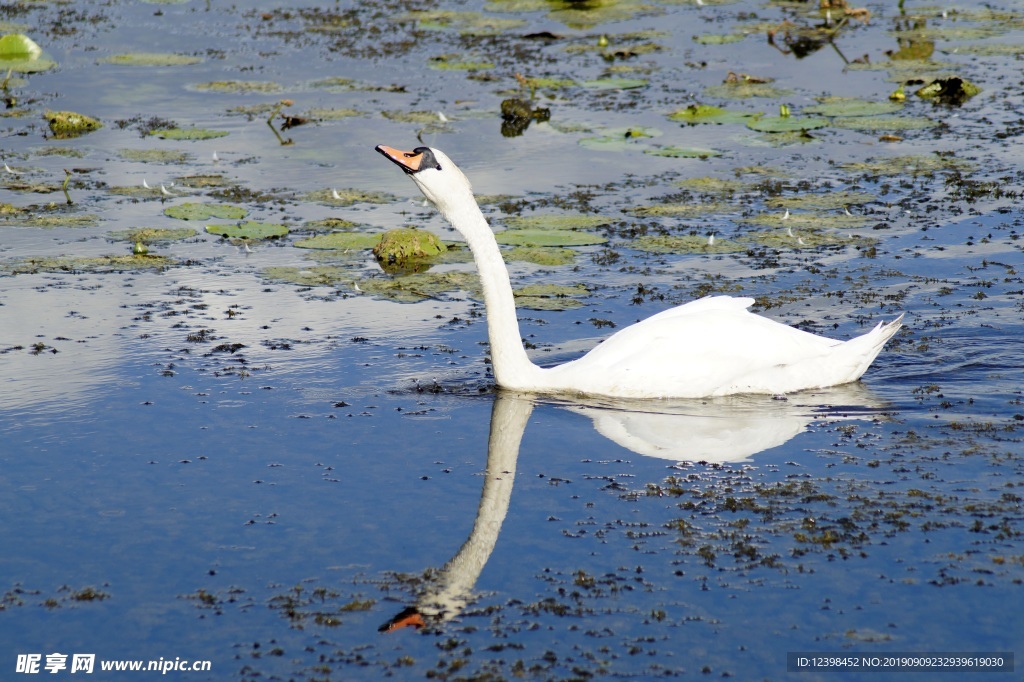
top-left (375, 144), bottom-right (903, 399)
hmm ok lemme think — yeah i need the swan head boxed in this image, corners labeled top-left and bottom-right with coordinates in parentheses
top-left (375, 144), bottom-right (473, 214)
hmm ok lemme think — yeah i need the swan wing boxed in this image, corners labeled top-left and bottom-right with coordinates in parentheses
top-left (545, 296), bottom-right (894, 398)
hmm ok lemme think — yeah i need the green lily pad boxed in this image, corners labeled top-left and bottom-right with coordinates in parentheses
top-left (107, 227), bottom-right (197, 243)
top-left (668, 104), bottom-right (758, 125)
top-left (263, 265), bottom-right (360, 287)
top-left (164, 202), bottom-right (247, 221)
top-left (704, 82), bottom-right (791, 99)
top-left (148, 127), bottom-right (229, 141)
top-left (100, 52), bottom-right (202, 66)
top-left (428, 54), bottom-right (494, 70)
top-left (44, 110), bottom-right (102, 139)
top-left (631, 234), bottom-right (746, 254)
top-left (746, 115), bottom-right (829, 133)
top-left (194, 80), bottom-right (282, 94)
top-left (398, 9), bottom-right (526, 34)
top-left (579, 126), bottom-right (661, 151)
top-left (628, 202), bottom-right (730, 218)
top-left (118, 149), bottom-right (192, 164)
top-left (504, 246), bottom-right (575, 266)
top-left (840, 154), bottom-right (973, 177)
top-left (306, 107), bottom-right (363, 121)
top-left (740, 211), bottom-right (872, 230)
top-left (357, 271), bottom-right (480, 303)
top-left (495, 229), bottom-right (608, 247)
top-left (1, 253), bottom-right (175, 275)
top-left (304, 188), bottom-right (396, 206)
top-left (294, 232), bottom-right (382, 250)
top-left (768, 191), bottom-right (876, 211)
top-left (803, 98), bottom-right (904, 117)
top-left (0, 33), bottom-right (56, 73)
top-left (581, 77), bottom-right (648, 90)
top-left (0, 213), bottom-right (100, 228)
top-left (751, 229), bottom-right (878, 250)
top-left (205, 221), bottom-right (289, 239)
top-left (830, 116), bottom-right (938, 131)
top-left (693, 33), bottom-right (745, 45)
top-left (503, 214), bottom-right (609, 231)
top-left (644, 146), bottom-right (722, 159)
top-left (675, 177), bottom-right (750, 194)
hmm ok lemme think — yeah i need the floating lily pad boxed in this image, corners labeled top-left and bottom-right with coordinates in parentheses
top-left (579, 126), bottom-right (661, 151)
top-left (628, 202), bottom-right (730, 218)
top-left (704, 82), bottom-right (791, 99)
top-left (693, 33), bottom-right (745, 45)
top-left (631, 234), bottom-right (746, 254)
top-left (504, 246), bottom-right (575, 266)
top-left (0, 33), bottom-right (56, 73)
top-left (1, 253), bottom-right (175, 275)
top-left (263, 265), bottom-right (360, 287)
top-left (357, 271), bottom-right (480, 303)
top-left (205, 221), bottom-right (288, 239)
top-left (676, 177), bottom-right (750, 194)
top-left (0, 213), bottom-right (100, 228)
top-left (668, 104), bottom-right (758, 125)
top-left (118, 149), bottom-right (192, 164)
top-left (751, 229), bottom-right (878, 250)
top-left (44, 110), bottom-right (102, 139)
top-left (294, 232), bottom-right (382, 250)
top-left (514, 283), bottom-right (588, 310)
top-left (107, 227), bottom-right (197, 243)
top-left (100, 52), bottom-right (202, 66)
top-left (382, 110), bottom-right (450, 125)
top-left (803, 98), bottom-right (904, 117)
top-left (496, 229), bottom-right (607, 247)
top-left (581, 77), bottom-right (648, 90)
top-left (304, 188), bottom-right (396, 206)
top-left (149, 127), bottom-right (229, 141)
top-left (741, 211), bottom-right (872, 230)
top-left (306, 107), bottom-right (363, 121)
top-left (164, 202), bottom-right (247, 221)
top-left (194, 80), bottom-right (282, 94)
top-left (768, 191), bottom-right (876, 210)
top-left (840, 154), bottom-right (973, 177)
top-left (503, 214), bottom-right (609, 231)
top-left (746, 115), bottom-right (829, 133)
top-left (830, 115), bottom-right (939, 131)
top-left (644, 146), bottom-right (722, 159)
top-left (428, 53), bottom-right (494, 70)
top-left (400, 10), bottom-right (525, 35)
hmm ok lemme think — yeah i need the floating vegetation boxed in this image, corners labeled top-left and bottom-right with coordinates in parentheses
top-left (428, 53), bottom-right (494, 71)
top-left (495, 229), bottom-right (607, 247)
top-left (644, 146), bottom-right (722, 159)
top-left (294, 232), bottom-right (381, 250)
top-left (741, 211), bottom-right (873, 230)
top-left (746, 114), bottom-right (828, 133)
top-left (628, 202), bottom-right (730, 218)
top-left (372, 228), bottom-right (447, 266)
top-left (0, 253), bottom-right (175, 276)
top-left (194, 80), bottom-right (282, 94)
top-left (356, 271), bottom-right (480, 303)
top-left (705, 73), bottom-right (790, 99)
top-left (107, 227), bottom-right (197, 243)
top-left (803, 97), bottom-right (904, 118)
top-left (675, 177), bottom-right (749, 195)
top-left (397, 9), bottom-right (525, 35)
top-left (305, 107), bottom-right (363, 121)
top-left (205, 221), bottom-right (288, 240)
top-left (839, 154), bottom-right (973, 177)
top-left (915, 76), bottom-right (982, 105)
top-left (579, 126), bottom-right (661, 151)
top-left (1, 213), bottom-right (100, 228)
top-left (581, 77), bottom-right (648, 90)
top-left (44, 110), bottom-right (101, 139)
top-left (631, 234), bottom-right (745, 254)
top-left (118, 149), bottom-right (191, 164)
top-left (767, 191), bottom-right (876, 211)
top-left (514, 283), bottom-right (589, 310)
top-left (504, 246), bottom-right (575, 266)
top-left (381, 110), bottom-right (448, 125)
top-left (502, 214), bottom-right (609, 231)
top-left (750, 228), bottom-right (878, 250)
top-left (829, 115), bottom-right (938, 131)
top-left (0, 33), bottom-right (55, 73)
top-left (164, 202), bottom-right (247, 221)
top-left (668, 104), bottom-right (758, 125)
top-left (304, 188), bottom-right (395, 206)
top-left (99, 52), bottom-right (202, 66)
top-left (148, 127), bottom-right (229, 141)
top-left (262, 265), bottom-right (359, 287)
top-left (693, 33), bottom-right (745, 45)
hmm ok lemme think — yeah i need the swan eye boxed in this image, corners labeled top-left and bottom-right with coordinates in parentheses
top-left (411, 147), bottom-right (443, 172)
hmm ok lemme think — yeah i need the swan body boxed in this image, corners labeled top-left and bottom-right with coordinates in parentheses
top-left (376, 144), bottom-right (903, 399)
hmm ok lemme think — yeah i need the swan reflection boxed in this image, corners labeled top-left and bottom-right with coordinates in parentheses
top-left (381, 383), bottom-right (888, 631)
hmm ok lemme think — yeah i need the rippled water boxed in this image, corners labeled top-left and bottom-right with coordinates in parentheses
top-left (1, 0), bottom-right (1022, 679)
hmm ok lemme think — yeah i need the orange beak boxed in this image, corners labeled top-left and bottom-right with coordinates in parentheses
top-left (376, 145), bottom-right (426, 174)
top-left (378, 607), bottom-right (427, 633)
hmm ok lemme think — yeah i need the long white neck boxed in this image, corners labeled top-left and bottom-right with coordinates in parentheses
top-left (437, 198), bottom-right (541, 388)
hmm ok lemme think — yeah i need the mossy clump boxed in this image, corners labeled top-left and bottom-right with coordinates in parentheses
top-left (44, 110), bottom-right (102, 139)
top-left (372, 228), bottom-right (447, 266)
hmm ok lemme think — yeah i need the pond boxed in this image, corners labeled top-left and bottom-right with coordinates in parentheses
top-left (0, 0), bottom-right (1022, 679)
